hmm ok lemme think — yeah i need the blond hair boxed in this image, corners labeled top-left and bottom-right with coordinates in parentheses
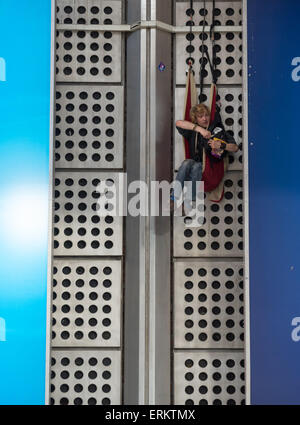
top-left (190, 104), bottom-right (210, 123)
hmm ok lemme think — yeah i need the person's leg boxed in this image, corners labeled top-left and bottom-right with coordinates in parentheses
top-left (190, 161), bottom-right (203, 201)
top-left (173, 159), bottom-right (195, 200)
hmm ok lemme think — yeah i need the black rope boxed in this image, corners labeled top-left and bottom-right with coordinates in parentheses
top-left (210, 0), bottom-right (216, 40)
top-left (210, 0), bottom-right (218, 84)
top-left (199, 0), bottom-right (206, 102)
top-left (199, 1), bottom-right (207, 102)
top-left (187, 0), bottom-right (194, 71)
top-left (200, 0), bottom-right (218, 87)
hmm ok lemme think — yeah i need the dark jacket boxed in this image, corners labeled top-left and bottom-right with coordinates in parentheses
top-left (176, 112), bottom-right (237, 164)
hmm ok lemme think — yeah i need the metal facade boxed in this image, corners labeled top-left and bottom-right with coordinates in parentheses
top-left (49, 0), bottom-right (123, 405)
top-left (48, 0), bottom-right (245, 405)
top-left (55, 85), bottom-right (124, 169)
top-left (173, 0), bottom-right (245, 405)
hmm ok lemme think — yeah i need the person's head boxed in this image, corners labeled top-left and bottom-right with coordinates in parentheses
top-left (190, 104), bottom-right (210, 128)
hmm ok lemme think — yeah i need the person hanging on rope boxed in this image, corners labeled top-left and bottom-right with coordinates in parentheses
top-left (171, 0), bottom-right (239, 211)
top-left (172, 103), bottom-right (238, 211)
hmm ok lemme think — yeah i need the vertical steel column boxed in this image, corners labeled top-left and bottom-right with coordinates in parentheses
top-left (149, 0), bottom-right (173, 405)
top-left (48, 1), bottom-right (124, 406)
top-left (124, 0), bottom-right (146, 405)
top-left (148, 0), bottom-right (172, 405)
top-left (242, 0), bottom-right (250, 406)
top-left (45, 0), bottom-right (56, 405)
top-left (124, 0), bottom-right (172, 405)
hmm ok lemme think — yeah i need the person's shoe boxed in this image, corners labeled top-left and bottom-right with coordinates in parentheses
top-left (182, 201), bottom-right (197, 218)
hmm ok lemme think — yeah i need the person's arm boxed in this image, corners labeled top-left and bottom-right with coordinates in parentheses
top-left (208, 138), bottom-right (239, 153)
top-left (226, 143), bottom-right (239, 152)
top-left (224, 131), bottom-right (239, 152)
top-left (176, 120), bottom-right (211, 139)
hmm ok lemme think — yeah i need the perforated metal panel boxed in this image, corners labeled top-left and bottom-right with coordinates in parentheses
top-left (50, 349), bottom-right (121, 405)
top-left (173, 0), bottom-right (244, 406)
top-left (56, 0), bottom-right (122, 83)
top-left (57, 0), bottom-right (122, 25)
top-left (52, 259), bottom-right (122, 347)
top-left (173, 172), bottom-right (243, 257)
top-left (50, 0), bottom-right (124, 405)
top-left (176, 1), bottom-right (242, 27)
top-left (174, 351), bottom-right (245, 405)
top-left (55, 85), bottom-right (124, 168)
top-left (175, 2), bottom-right (242, 85)
top-left (175, 87), bottom-right (243, 171)
top-left (174, 259), bottom-right (244, 349)
top-left (53, 171), bottom-right (123, 256)
top-left (51, 0), bottom-right (245, 406)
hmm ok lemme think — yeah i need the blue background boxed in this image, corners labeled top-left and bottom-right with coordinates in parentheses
top-left (248, 0), bottom-right (300, 404)
top-left (0, 2), bottom-right (51, 404)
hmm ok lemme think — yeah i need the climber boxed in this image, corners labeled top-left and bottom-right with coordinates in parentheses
top-left (172, 103), bottom-right (238, 209)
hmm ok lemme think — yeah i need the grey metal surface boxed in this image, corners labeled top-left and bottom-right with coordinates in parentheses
top-left (176, 33), bottom-right (242, 86)
top-left (56, 0), bottom-right (122, 82)
top-left (49, 0), bottom-right (124, 405)
top-left (56, 30), bottom-right (122, 83)
top-left (45, 0), bottom-right (56, 405)
top-left (241, 0), bottom-right (250, 405)
top-left (50, 349), bottom-right (121, 405)
top-left (173, 171), bottom-right (243, 257)
top-left (55, 85), bottom-right (124, 169)
top-left (124, 0), bottom-right (172, 405)
top-left (148, 0), bottom-right (172, 404)
top-left (53, 171), bottom-right (123, 256)
top-left (176, 1), bottom-right (242, 27)
top-left (173, 0), bottom-right (244, 405)
top-left (57, 0), bottom-right (122, 25)
top-left (174, 259), bottom-right (244, 349)
top-left (52, 258), bottom-right (122, 347)
top-left (123, 17), bottom-right (142, 405)
top-left (175, 1), bottom-right (242, 85)
top-left (50, 0), bottom-right (246, 406)
top-left (174, 350), bottom-right (245, 405)
top-left (174, 86), bottom-right (243, 171)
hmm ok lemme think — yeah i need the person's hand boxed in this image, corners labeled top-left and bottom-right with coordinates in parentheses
top-left (208, 139), bottom-right (221, 149)
top-left (198, 128), bottom-right (211, 139)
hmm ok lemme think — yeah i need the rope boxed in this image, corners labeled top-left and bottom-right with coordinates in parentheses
top-left (187, 0), bottom-right (194, 70)
top-left (210, 0), bottom-right (217, 83)
top-left (199, 0), bottom-right (206, 101)
top-left (200, 0), bottom-right (218, 89)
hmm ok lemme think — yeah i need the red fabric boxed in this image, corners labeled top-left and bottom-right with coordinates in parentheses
top-left (183, 80), bottom-right (224, 200)
top-left (202, 155), bottom-right (224, 193)
top-left (202, 83), bottom-right (224, 201)
top-left (210, 84), bottom-right (217, 123)
top-left (184, 72), bottom-right (192, 159)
